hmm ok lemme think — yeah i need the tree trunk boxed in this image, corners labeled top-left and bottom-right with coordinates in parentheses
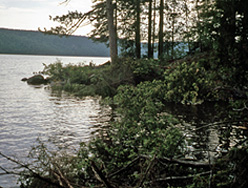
top-left (148, 0), bottom-right (153, 58)
top-left (172, 15), bottom-right (175, 59)
top-left (158, 0), bottom-right (164, 59)
top-left (184, 0), bottom-right (191, 52)
top-left (152, 0), bottom-right (156, 57)
top-left (135, 0), bottom-right (141, 59)
top-left (106, 0), bottom-right (118, 63)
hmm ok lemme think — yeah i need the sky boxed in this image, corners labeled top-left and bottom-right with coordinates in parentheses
top-left (0, 0), bottom-right (94, 36)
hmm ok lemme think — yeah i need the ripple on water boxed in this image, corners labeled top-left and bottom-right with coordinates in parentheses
top-left (0, 54), bottom-right (111, 187)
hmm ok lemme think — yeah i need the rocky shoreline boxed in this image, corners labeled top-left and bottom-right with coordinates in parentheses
top-left (21, 75), bottom-right (50, 85)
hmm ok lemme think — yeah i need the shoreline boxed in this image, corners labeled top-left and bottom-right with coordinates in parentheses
top-left (0, 53), bottom-right (110, 58)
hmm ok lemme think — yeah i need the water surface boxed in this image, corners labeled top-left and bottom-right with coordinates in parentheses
top-left (0, 54), bottom-right (110, 187)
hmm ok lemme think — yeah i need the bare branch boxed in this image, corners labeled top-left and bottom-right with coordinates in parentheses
top-left (233, 103), bottom-right (248, 111)
top-left (0, 166), bottom-right (21, 176)
top-left (54, 164), bottom-right (74, 188)
top-left (91, 160), bottom-right (114, 188)
top-left (0, 152), bottom-right (32, 171)
top-left (59, 0), bottom-right (71, 6)
top-left (0, 152), bottom-right (65, 188)
top-left (153, 171), bottom-right (211, 183)
top-left (140, 155), bottom-right (213, 169)
top-left (107, 156), bottom-right (140, 178)
top-left (138, 155), bottom-right (157, 187)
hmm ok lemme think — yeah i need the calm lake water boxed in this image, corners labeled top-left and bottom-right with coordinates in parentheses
top-left (0, 54), bottom-right (247, 187)
top-left (0, 54), bottom-right (110, 187)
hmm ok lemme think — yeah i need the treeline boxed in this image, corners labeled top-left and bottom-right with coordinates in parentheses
top-left (47, 0), bottom-right (198, 60)
top-left (47, 0), bottom-right (248, 69)
top-left (0, 28), bottom-right (110, 57)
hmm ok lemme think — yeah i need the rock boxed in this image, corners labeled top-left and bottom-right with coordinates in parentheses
top-left (21, 77), bottom-right (28, 81)
top-left (26, 75), bottom-right (48, 85)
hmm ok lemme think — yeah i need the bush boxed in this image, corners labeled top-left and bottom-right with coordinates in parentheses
top-left (163, 61), bottom-right (214, 104)
top-left (42, 59), bottom-right (134, 98)
top-left (128, 58), bottom-right (164, 83)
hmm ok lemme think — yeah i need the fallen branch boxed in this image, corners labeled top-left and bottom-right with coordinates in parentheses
top-left (107, 156), bottom-right (140, 178)
top-left (52, 163), bottom-right (74, 188)
top-left (138, 155), bottom-right (156, 187)
top-left (0, 152), bottom-right (65, 188)
top-left (55, 166), bottom-right (74, 188)
top-left (0, 166), bottom-right (20, 176)
top-left (106, 154), bottom-right (212, 184)
top-left (233, 102), bottom-right (248, 111)
top-left (91, 160), bottom-right (114, 188)
top-left (154, 171), bottom-right (211, 183)
top-left (140, 155), bottom-right (213, 169)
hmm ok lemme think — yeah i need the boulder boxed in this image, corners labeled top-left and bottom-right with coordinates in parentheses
top-left (26, 75), bottom-right (48, 85)
top-left (21, 77), bottom-right (28, 81)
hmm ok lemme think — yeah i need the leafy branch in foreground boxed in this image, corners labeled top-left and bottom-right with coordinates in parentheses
top-left (0, 151), bottom-right (65, 188)
top-left (2, 134), bottom-right (247, 187)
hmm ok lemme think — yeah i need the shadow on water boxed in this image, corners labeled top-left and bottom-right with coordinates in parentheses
top-left (163, 102), bottom-right (248, 161)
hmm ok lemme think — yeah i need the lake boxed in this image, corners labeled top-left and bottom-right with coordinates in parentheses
top-left (0, 54), bottom-right (247, 187)
top-left (0, 54), bottom-right (110, 187)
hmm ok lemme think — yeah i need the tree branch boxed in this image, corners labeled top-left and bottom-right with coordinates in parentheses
top-left (0, 152), bottom-right (65, 188)
top-left (153, 171), bottom-right (211, 183)
top-left (54, 164), bottom-right (74, 188)
top-left (107, 156), bottom-right (140, 178)
top-left (91, 160), bottom-right (114, 188)
top-left (138, 155), bottom-right (156, 187)
top-left (140, 155), bottom-right (213, 169)
top-left (59, 0), bottom-right (71, 6)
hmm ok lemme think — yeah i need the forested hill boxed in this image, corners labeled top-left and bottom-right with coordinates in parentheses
top-left (0, 28), bottom-right (110, 57)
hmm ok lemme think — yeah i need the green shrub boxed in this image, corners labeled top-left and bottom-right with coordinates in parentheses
top-left (164, 61), bottom-right (214, 104)
top-left (128, 58), bottom-right (164, 83)
top-left (42, 59), bottom-right (134, 98)
top-left (18, 56), bottom-right (248, 187)
top-left (113, 80), bottom-right (184, 158)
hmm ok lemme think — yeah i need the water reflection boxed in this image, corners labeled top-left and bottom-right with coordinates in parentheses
top-left (163, 102), bottom-right (248, 161)
top-left (45, 94), bottom-right (112, 150)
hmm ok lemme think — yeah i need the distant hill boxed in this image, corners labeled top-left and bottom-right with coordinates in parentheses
top-left (0, 28), bottom-right (110, 57)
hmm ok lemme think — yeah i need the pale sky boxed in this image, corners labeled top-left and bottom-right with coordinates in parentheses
top-left (0, 0), bottom-right (94, 36)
